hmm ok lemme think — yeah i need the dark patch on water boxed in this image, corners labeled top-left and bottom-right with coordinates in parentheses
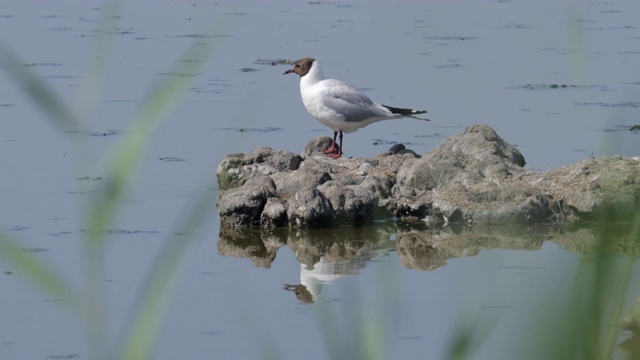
top-left (76, 176), bottom-right (102, 181)
top-left (49, 231), bottom-right (72, 237)
top-left (175, 58), bottom-right (205, 63)
top-left (168, 33), bottom-right (232, 39)
top-left (495, 23), bottom-right (531, 29)
top-left (21, 248), bottom-right (48, 254)
top-left (414, 133), bottom-right (446, 138)
top-left (239, 67), bottom-right (259, 72)
top-left (23, 62), bottom-right (63, 68)
top-left (630, 125), bottom-right (640, 132)
top-left (191, 87), bottom-right (226, 94)
top-left (46, 354), bottom-right (81, 359)
top-left (0, 15), bottom-right (14, 19)
top-left (106, 229), bottom-right (161, 235)
top-left (434, 63), bottom-right (464, 69)
top-left (80, 229), bottom-right (160, 235)
top-left (111, 27), bottom-right (135, 35)
top-left (214, 127), bottom-right (282, 133)
top-left (9, 225), bottom-right (29, 231)
top-left (372, 138), bottom-right (397, 146)
top-left (50, 27), bottom-right (73, 32)
top-left (66, 130), bottom-right (123, 137)
top-left (373, 138), bottom-right (420, 147)
top-left (0, 104), bottom-right (15, 107)
top-left (584, 25), bottom-right (636, 31)
top-left (423, 35), bottom-right (478, 41)
top-left (192, 78), bottom-right (231, 94)
top-left (200, 330), bottom-right (220, 336)
top-left (254, 58), bottom-right (293, 66)
top-left (509, 84), bottom-right (607, 91)
top-left (43, 75), bottom-right (82, 79)
top-left (594, 125), bottom-right (634, 133)
top-left (159, 156), bottom-right (186, 162)
top-left (398, 336), bottom-right (422, 341)
top-left (575, 101), bottom-right (640, 108)
top-left (157, 72), bottom-right (201, 77)
top-left (307, 1), bottom-right (354, 7)
top-left (540, 47), bottom-right (580, 55)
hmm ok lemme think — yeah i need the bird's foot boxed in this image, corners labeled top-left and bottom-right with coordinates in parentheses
top-left (327, 152), bottom-right (343, 159)
top-left (324, 144), bottom-right (340, 156)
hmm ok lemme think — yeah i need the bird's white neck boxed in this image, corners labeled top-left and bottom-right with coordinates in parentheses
top-left (300, 60), bottom-right (324, 88)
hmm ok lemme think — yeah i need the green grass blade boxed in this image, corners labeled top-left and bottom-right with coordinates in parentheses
top-left (116, 187), bottom-right (216, 359)
top-left (87, 32), bottom-right (216, 242)
top-left (0, 231), bottom-right (76, 306)
top-left (75, 0), bottom-right (124, 116)
top-left (80, 26), bottom-right (219, 360)
top-left (0, 39), bottom-right (82, 131)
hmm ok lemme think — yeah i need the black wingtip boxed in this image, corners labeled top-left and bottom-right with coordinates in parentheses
top-left (382, 104), bottom-right (428, 116)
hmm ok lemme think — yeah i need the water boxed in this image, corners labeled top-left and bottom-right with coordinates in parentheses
top-left (0, 0), bottom-right (639, 359)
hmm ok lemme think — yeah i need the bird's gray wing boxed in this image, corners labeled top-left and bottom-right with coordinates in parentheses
top-left (321, 81), bottom-right (392, 122)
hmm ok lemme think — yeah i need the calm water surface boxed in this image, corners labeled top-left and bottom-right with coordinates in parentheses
top-left (0, 1), bottom-right (639, 359)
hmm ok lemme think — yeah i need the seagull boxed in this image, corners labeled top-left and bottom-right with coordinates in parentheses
top-left (283, 57), bottom-right (429, 159)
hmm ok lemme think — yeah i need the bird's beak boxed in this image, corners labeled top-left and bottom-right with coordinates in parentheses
top-left (283, 68), bottom-right (295, 75)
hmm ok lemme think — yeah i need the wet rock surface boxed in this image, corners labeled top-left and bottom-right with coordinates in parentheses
top-left (216, 125), bottom-right (640, 228)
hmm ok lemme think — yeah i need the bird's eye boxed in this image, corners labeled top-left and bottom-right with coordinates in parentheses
top-left (295, 63), bottom-right (301, 68)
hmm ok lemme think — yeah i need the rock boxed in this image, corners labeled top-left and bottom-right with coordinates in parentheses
top-left (216, 226), bottom-right (286, 268)
top-left (528, 156), bottom-right (640, 220)
top-left (622, 297), bottom-right (640, 334)
top-left (287, 187), bottom-right (334, 227)
top-left (217, 176), bottom-right (276, 227)
top-left (260, 197), bottom-right (288, 227)
top-left (216, 124), bottom-right (640, 227)
top-left (216, 147), bottom-right (302, 190)
top-left (301, 136), bottom-right (337, 159)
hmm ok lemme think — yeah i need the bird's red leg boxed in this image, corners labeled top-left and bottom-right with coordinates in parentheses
top-left (325, 131), bottom-right (338, 154)
top-left (329, 131), bottom-right (343, 159)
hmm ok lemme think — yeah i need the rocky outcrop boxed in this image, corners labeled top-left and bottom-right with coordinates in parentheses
top-left (216, 125), bottom-right (640, 228)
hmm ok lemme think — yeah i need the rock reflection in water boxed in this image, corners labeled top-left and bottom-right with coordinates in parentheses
top-left (218, 222), bottom-right (640, 302)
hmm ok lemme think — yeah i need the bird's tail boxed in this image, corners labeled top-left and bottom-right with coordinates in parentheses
top-left (382, 105), bottom-right (429, 121)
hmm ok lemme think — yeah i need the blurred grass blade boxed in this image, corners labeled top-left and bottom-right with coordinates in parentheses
top-left (117, 187), bottom-right (216, 359)
top-left (105, 25), bottom-right (223, 360)
top-left (75, 0), bottom-right (124, 117)
top-left (80, 24), bottom-right (219, 360)
top-left (0, 39), bottom-right (82, 130)
top-left (0, 231), bottom-right (76, 306)
top-left (602, 211), bottom-right (640, 358)
top-left (87, 31), bottom-right (216, 242)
